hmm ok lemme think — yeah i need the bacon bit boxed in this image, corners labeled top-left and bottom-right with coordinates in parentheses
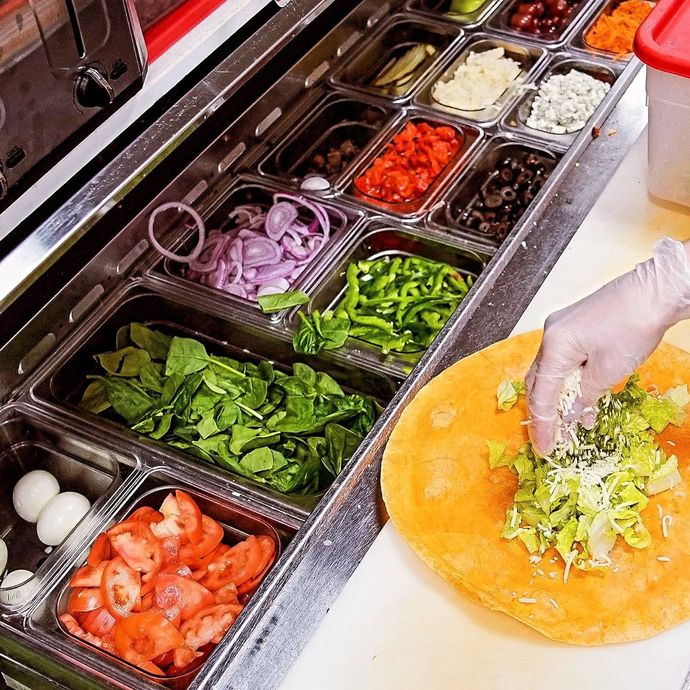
top-left (592, 126), bottom-right (601, 139)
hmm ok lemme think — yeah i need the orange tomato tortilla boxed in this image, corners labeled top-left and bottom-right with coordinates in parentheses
top-left (381, 330), bottom-right (690, 645)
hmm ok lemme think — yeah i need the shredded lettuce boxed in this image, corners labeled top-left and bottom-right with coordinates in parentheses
top-left (490, 375), bottom-right (686, 571)
top-left (496, 379), bottom-right (526, 411)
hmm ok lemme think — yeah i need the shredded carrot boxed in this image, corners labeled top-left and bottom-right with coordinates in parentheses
top-left (585, 0), bottom-right (654, 55)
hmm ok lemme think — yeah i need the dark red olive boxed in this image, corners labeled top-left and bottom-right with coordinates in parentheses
top-left (510, 11), bottom-right (534, 29)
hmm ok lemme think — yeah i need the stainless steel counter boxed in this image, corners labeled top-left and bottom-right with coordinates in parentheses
top-left (0, 0), bottom-right (651, 688)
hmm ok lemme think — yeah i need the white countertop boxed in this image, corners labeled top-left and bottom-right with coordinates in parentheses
top-left (279, 72), bottom-right (690, 690)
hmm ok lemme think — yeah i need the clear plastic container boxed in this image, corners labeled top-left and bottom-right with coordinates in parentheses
top-left (635, 0), bottom-right (690, 208)
top-left (0, 410), bottom-right (125, 610)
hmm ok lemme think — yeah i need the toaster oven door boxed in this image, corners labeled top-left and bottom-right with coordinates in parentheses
top-left (0, 0), bottom-right (146, 205)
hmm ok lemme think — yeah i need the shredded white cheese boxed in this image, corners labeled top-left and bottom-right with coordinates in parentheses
top-left (657, 556), bottom-right (672, 562)
top-left (662, 514), bottom-right (673, 538)
top-left (548, 598), bottom-right (559, 609)
top-left (432, 47), bottom-right (521, 111)
top-left (518, 597), bottom-right (537, 604)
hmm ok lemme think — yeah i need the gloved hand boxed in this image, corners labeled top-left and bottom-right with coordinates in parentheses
top-left (526, 238), bottom-right (690, 456)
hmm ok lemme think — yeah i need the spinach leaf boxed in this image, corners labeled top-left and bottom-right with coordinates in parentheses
top-left (293, 310), bottom-right (350, 355)
top-left (166, 337), bottom-right (212, 376)
top-left (100, 377), bottom-right (155, 425)
top-left (323, 424), bottom-right (362, 476)
top-left (239, 378), bottom-right (268, 409)
top-left (83, 324), bottom-right (379, 496)
top-left (257, 290), bottom-right (309, 314)
top-left (80, 379), bottom-right (111, 414)
top-left (139, 362), bottom-right (164, 392)
top-left (129, 323), bottom-right (172, 361)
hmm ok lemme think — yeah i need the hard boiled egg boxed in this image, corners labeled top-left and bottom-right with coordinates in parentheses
top-left (0, 569), bottom-right (34, 606)
top-left (12, 470), bottom-right (60, 523)
top-left (36, 492), bottom-right (91, 546)
top-left (0, 538), bottom-right (7, 578)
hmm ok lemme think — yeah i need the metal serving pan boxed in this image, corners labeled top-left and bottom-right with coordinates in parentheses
top-left (27, 285), bottom-right (399, 516)
top-left (405, 0), bottom-right (505, 29)
top-left (501, 53), bottom-right (620, 147)
top-left (427, 135), bottom-right (563, 250)
top-left (286, 222), bottom-right (488, 378)
top-left (413, 33), bottom-right (549, 126)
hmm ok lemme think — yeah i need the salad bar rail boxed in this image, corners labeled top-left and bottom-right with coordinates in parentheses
top-left (0, 0), bottom-right (650, 688)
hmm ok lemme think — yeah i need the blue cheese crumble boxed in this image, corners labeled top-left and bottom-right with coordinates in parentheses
top-left (526, 69), bottom-right (611, 135)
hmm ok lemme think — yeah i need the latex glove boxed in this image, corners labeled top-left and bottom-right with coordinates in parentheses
top-left (526, 238), bottom-right (690, 456)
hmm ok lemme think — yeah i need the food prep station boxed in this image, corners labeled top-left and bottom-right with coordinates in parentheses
top-left (0, 0), bottom-right (656, 688)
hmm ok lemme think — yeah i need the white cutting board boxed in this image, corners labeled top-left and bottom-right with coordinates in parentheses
top-left (280, 76), bottom-right (690, 690)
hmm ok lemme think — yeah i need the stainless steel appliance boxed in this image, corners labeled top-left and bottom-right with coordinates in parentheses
top-left (0, 0), bottom-right (147, 206)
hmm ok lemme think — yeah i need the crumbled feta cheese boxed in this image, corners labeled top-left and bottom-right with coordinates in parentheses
top-left (526, 69), bottom-right (610, 135)
top-left (432, 47), bottom-right (521, 111)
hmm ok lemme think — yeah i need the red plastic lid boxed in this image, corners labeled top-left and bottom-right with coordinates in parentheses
top-left (634, 0), bottom-right (690, 78)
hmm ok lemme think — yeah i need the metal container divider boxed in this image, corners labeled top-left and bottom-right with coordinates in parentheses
top-left (285, 222), bottom-right (489, 378)
top-left (427, 135), bottom-right (563, 249)
top-left (412, 33), bottom-right (550, 126)
top-left (486, 0), bottom-right (602, 47)
top-left (404, 0), bottom-right (505, 29)
top-left (501, 53), bottom-right (620, 146)
top-left (145, 179), bottom-right (365, 325)
top-left (566, 0), bottom-right (656, 63)
top-left (25, 284), bottom-right (401, 517)
top-left (256, 94), bottom-right (400, 194)
top-left (329, 14), bottom-right (465, 104)
top-left (336, 113), bottom-right (484, 221)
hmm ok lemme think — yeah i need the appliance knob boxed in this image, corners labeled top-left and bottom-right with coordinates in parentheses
top-left (74, 67), bottom-right (115, 109)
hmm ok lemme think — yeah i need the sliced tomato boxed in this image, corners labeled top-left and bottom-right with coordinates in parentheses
top-left (150, 650), bottom-right (174, 669)
top-left (159, 535), bottom-right (181, 566)
top-left (114, 611), bottom-right (184, 665)
top-left (108, 521), bottom-right (162, 582)
top-left (102, 556), bottom-right (141, 620)
top-left (237, 536), bottom-right (276, 595)
top-left (153, 574), bottom-right (214, 622)
top-left (87, 533), bottom-right (112, 568)
top-left (172, 646), bottom-right (201, 670)
top-left (68, 587), bottom-right (105, 614)
top-left (129, 506), bottom-right (164, 524)
top-left (178, 603), bottom-right (242, 653)
top-left (81, 607), bottom-right (117, 637)
top-left (179, 515), bottom-right (224, 565)
top-left (214, 582), bottom-right (240, 605)
top-left (136, 660), bottom-right (165, 676)
top-left (199, 536), bottom-right (275, 592)
top-left (60, 613), bottom-right (115, 653)
top-left (151, 491), bottom-right (203, 545)
top-left (70, 561), bottom-right (107, 588)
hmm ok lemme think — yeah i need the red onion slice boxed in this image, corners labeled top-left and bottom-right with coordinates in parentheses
top-left (149, 202), bottom-right (206, 263)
